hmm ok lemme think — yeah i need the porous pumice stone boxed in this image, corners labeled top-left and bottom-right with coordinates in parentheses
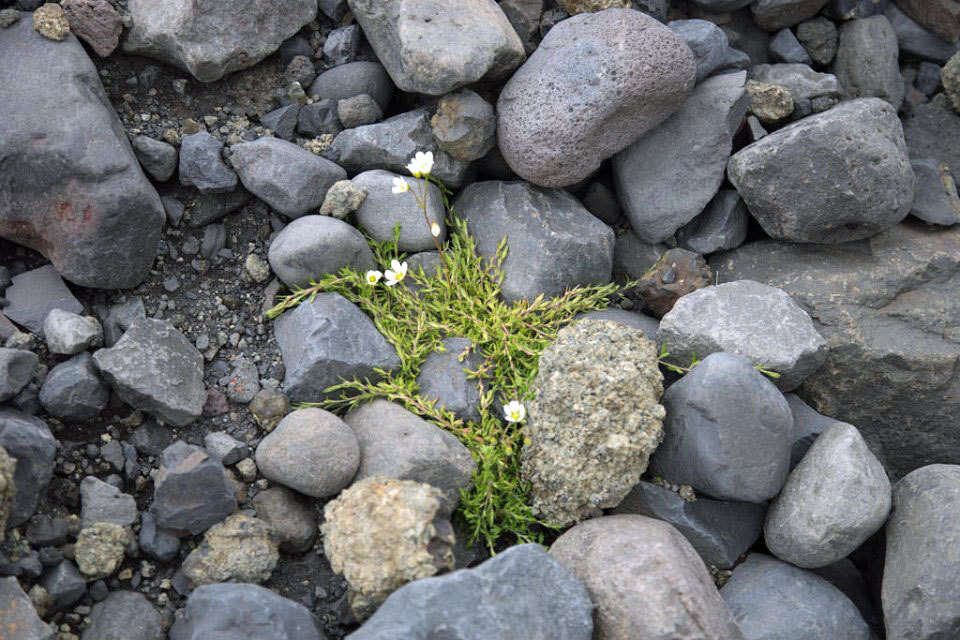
top-left (521, 319), bottom-right (665, 527)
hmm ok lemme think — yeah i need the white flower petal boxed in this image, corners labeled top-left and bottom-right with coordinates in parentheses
top-left (390, 259), bottom-right (402, 273)
top-left (431, 222), bottom-right (441, 237)
top-left (391, 177), bottom-right (409, 194)
top-left (365, 270), bottom-right (382, 284)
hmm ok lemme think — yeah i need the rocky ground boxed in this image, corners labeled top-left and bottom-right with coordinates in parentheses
top-left (2, 0), bottom-right (960, 639)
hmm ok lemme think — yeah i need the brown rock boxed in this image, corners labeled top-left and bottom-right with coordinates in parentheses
top-left (894, 0), bottom-right (960, 43)
top-left (635, 248), bottom-right (712, 318)
top-left (747, 80), bottom-right (795, 124)
top-left (62, 0), bottom-right (121, 57)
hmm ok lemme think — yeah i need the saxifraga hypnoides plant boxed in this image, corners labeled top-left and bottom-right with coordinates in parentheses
top-left (266, 152), bottom-right (779, 551)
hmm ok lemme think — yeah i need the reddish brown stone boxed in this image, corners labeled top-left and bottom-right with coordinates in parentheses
top-left (634, 248), bottom-right (712, 318)
top-left (62, 0), bottom-right (122, 57)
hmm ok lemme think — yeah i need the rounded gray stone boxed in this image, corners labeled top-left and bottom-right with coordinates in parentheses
top-left (430, 88), bottom-right (496, 163)
top-left (751, 0), bottom-right (830, 31)
top-left (43, 309), bottom-right (102, 355)
top-left (255, 408), bottom-right (359, 498)
top-left (178, 132), bottom-right (237, 193)
top-left (764, 422), bottom-right (891, 568)
top-left (497, 8), bottom-right (695, 187)
top-left (834, 16), bottom-right (904, 110)
top-left (132, 135), bottom-right (177, 182)
top-left (251, 486), bottom-right (317, 554)
top-left (727, 98), bottom-right (915, 244)
top-left (0, 347), bottom-right (38, 402)
top-left (649, 352), bottom-right (794, 503)
top-left (267, 215), bottom-right (375, 288)
top-left (308, 61), bottom-right (393, 112)
top-left (657, 280), bottom-right (827, 392)
top-left (81, 590), bottom-right (165, 640)
top-left (551, 515), bottom-right (744, 640)
top-left (352, 170), bottom-right (445, 251)
top-left (415, 337), bottom-right (484, 422)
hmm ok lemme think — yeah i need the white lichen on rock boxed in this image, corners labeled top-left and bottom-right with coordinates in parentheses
top-left (33, 3), bottom-right (70, 40)
top-left (181, 514), bottom-right (279, 586)
top-left (75, 522), bottom-right (129, 579)
top-left (522, 319), bottom-right (665, 527)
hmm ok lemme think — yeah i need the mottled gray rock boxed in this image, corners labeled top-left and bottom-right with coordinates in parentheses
top-left (252, 486), bottom-right (316, 554)
top-left (231, 137), bottom-right (346, 218)
top-left (181, 514), bottom-right (279, 586)
top-left (337, 94), bottom-right (382, 129)
top-left (42, 560), bottom-right (86, 611)
top-left (770, 27), bottom-right (812, 63)
top-left (669, 19), bottom-right (751, 82)
top-left (267, 215), bottom-right (375, 288)
top-left (329, 108), bottom-right (470, 188)
top-left (43, 309), bottom-right (102, 355)
top-left (178, 132), bottom-right (236, 193)
top-left (0, 409), bottom-right (56, 528)
top-left (552, 515), bottom-right (744, 640)
top-left (430, 89), bottom-right (496, 163)
top-left (323, 476), bottom-right (455, 620)
top-left (349, 544), bottom-right (593, 640)
top-left (319, 180), bottom-right (367, 219)
top-left (455, 181), bottom-right (614, 303)
top-left (834, 16), bottom-right (904, 110)
top-left (188, 189), bottom-right (249, 227)
top-left (94, 297), bottom-right (144, 348)
top-left (297, 99), bottom-right (341, 138)
top-left (722, 554), bottom-right (870, 639)
top-left (575, 309), bottom-right (659, 341)
top-left (910, 156), bottom-right (960, 225)
top-left (260, 105), bottom-right (300, 141)
top-left (614, 71), bottom-right (750, 244)
top-left (132, 135), bottom-right (177, 182)
top-left (308, 61), bottom-right (393, 112)
top-left (203, 432), bottom-right (247, 466)
top-left (344, 400), bottom-right (475, 509)
top-left (892, 0), bottom-right (960, 43)
top-left (93, 318), bottom-right (204, 426)
top-left (0, 19), bottom-right (164, 289)
top-left (348, 0), bottom-right (524, 96)
top-left (80, 475), bottom-right (136, 529)
top-left (764, 423), bottom-right (891, 568)
top-left (796, 17), bottom-right (838, 64)
top-left (884, 4), bottom-right (958, 63)
top-left (323, 24), bottom-right (361, 66)
top-left (613, 481), bottom-right (765, 569)
top-left (750, 63), bottom-right (841, 117)
top-left (903, 100), bottom-right (960, 174)
top-left (82, 591), bottom-right (165, 640)
top-left (274, 293), bottom-right (400, 403)
top-left (752, 0), bottom-right (831, 30)
top-left (0, 347), bottom-right (37, 402)
top-left (151, 440), bottom-right (236, 536)
top-left (650, 353), bottom-right (793, 502)
top-left (138, 512), bottom-right (179, 563)
top-left (170, 583), bottom-right (324, 640)
top-left (255, 408), bottom-right (359, 498)
top-left (728, 98), bottom-right (915, 244)
top-left (676, 189), bottom-right (749, 254)
top-left (75, 521), bottom-right (128, 579)
top-left (124, 0), bottom-right (316, 82)
top-left (4, 265), bottom-right (84, 334)
top-left (498, 9), bottom-right (695, 187)
top-left (882, 465), bottom-right (960, 638)
top-left (523, 320), bottom-right (664, 526)
top-left (352, 170), bottom-right (445, 251)
top-left (712, 223), bottom-right (960, 478)
top-left (415, 338), bottom-right (484, 422)
top-left (612, 231), bottom-right (665, 281)
top-left (0, 576), bottom-right (54, 640)
top-left (658, 281), bottom-right (827, 392)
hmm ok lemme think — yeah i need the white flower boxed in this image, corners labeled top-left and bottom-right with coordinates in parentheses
top-left (365, 270), bottom-right (382, 285)
top-left (406, 151), bottom-right (434, 178)
top-left (503, 400), bottom-right (526, 423)
top-left (430, 222), bottom-right (441, 237)
top-left (384, 259), bottom-right (408, 286)
top-left (391, 177), bottom-right (410, 194)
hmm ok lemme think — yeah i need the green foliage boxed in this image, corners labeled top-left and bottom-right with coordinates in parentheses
top-left (657, 342), bottom-right (781, 379)
top-left (266, 213), bottom-right (625, 551)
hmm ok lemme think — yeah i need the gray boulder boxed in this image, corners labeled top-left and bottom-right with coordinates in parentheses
top-left (770, 27), bottom-right (812, 63)
top-left (613, 71), bottom-right (750, 244)
top-left (415, 337), bottom-right (484, 422)
top-left (0, 18), bottom-right (164, 289)
top-left (43, 560), bottom-right (87, 611)
top-left (910, 157), bottom-right (960, 225)
top-left (0, 409), bottom-right (56, 528)
top-left (649, 352), bottom-right (794, 503)
top-left (752, 0), bottom-right (831, 30)
top-left (0, 347), bottom-right (37, 402)
top-left (93, 318), bottom-right (205, 427)
top-left (323, 24), bottom-right (361, 66)
top-left (834, 16), bottom-right (904, 110)
top-left (169, 583), bottom-right (324, 640)
top-left (711, 223), bottom-right (960, 478)
top-left (349, 544), bottom-right (593, 640)
top-left (231, 137), bottom-right (346, 217)
top-left (764, 423), bottom-right (891, 568)
top-left (39, 353), bottom-right (110, 421)
top-left (796, 17), bottom-right (839, 64)
top-left (352, 170), bottom-right (445, 251)
top-left (903, 100), bottom-right (960, 174)
top-left (668, 19), bottom-right (751, 82)
top-left (43, 309), bottom-right (102, 355)
top-left (329, 108), bottom-right (470, 187)
top-left (721, 554), bottom-right (870, 639)
top-left (178, 132), bottom-right (237, 193)
top-left (348, 0), bottom-right (524, 96)
top-left (80, 475), bottom-right (137, 529)
top-left (884, 4), bottom-right (958, 63)
top-left (455, 181), bottom-right (614, 303)
top-left (274, 292), bottom-right (400, 402)
top-left (883, 465), bottom-right (960, 639)
top-left (892, 0), bottom-right (960, 43)
top-left (151, 440), bottom-right (236, 536)
top-left (4, 265), bottom-right (83, 335)
top-left (255, 408), bottom-right (359, 498)
top-left (267, 215), bottom-right (375, 288)
top-left (308, 61), bottom-right (393, 112)
top-left (728, 98), bottom-right (915, 244)
top-left (657, 280), bottom-right (827, 392)
top-left (430, 89), bottom-right (497, 163)
top-left (575, 309), bottom-right (659, 341)
top-left (675, 189), bottom-right (749, 254)
top-left (551, 515), bottom-right (744, 640)
top-left (138, 512), bottom-right (180, 563)
top-left (337, 94), bottom-right (383, 129)
top-left (251, 486), bottom-right (317, 554)
top-left (0, 576), bottom-right (53, 640)
top-left (612, 481), bottom-right (765, 569)
top-left (132, 135), bottom-right (177, 182)
top-left (82, 591), bottom-right (164, 640)
top-left (344, 399), bottom-right (476, 509)
top-left (497, 8), bottom-right (695, 188)
top-left (202, 431), bottom-right (248, 465)
top-left (124, 0), bottom-right (316, 82)
top-left (296, 99), bottom-right (342, 138)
